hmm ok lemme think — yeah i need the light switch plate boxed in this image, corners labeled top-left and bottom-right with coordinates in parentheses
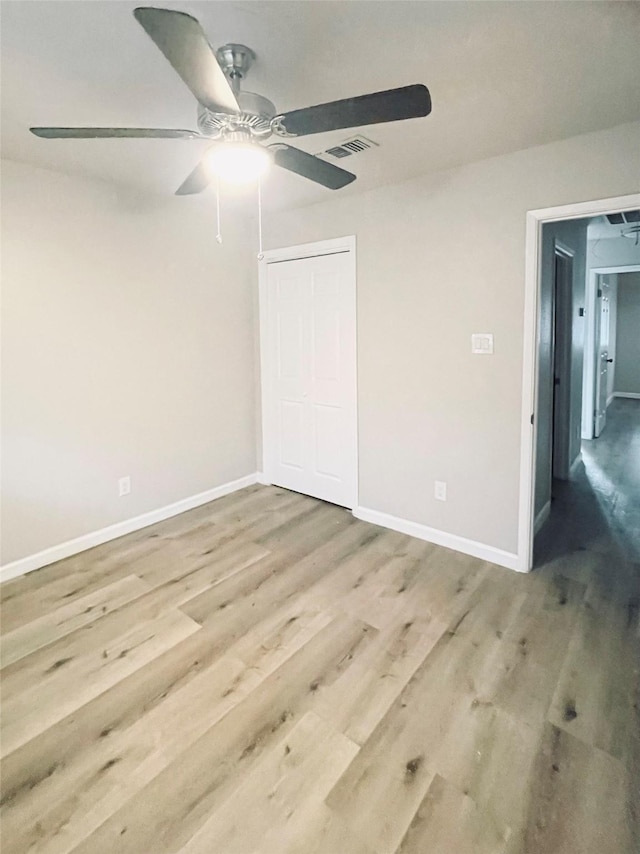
top-left (472, 333), bottom-right (494, 354)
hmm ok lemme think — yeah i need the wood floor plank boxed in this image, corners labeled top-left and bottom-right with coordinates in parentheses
top-left (0, 575), bottom-right (150, 668)
top-left (489, 573), bottom-right (586, 726)
top-left (1, 602), bottom-right (354, 854)
top-left (0, 537), bottom-right (163, 635)
top-left (67, 615), bottom-right (376, 854)
top-left (180, 516), bottom-right (383, 627)
top-left (323, 571), bottom-right (535, 852)
top-left (1, 608), bottom-right (201, 756)
top-left (432, 699), bottom-right (540, 838)
top-left (547, 566), bottom-right (640, 761)
top-left (0, 485), bottom-right (295, 635)
top-left (150, 489), bottom-right (312, 566)
top-left (0, 653), bottom-right (249, 854)
top-left (313, 614), bottom-right (449, 746)
top-left (515, 723), bottom-right (634, 854)
top-left (395, 773), bottom-right (510, 854)
top-left (258, 802), bottom-right (377, 854)
top-left (0, 516), bottom-right (383, 822)
top-left (120, 539), bottom-right (271, 615)
top-left (178, 710), bottom-right (359, 854)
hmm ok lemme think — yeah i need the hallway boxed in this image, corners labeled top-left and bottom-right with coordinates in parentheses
top-left (535, 398), bottom-right (640, 565)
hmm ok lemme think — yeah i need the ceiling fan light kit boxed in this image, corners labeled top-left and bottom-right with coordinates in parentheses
top-left (203, 135), bottom-right (272, 185)
top-left (29, 6), bottom-right (432, 250)
top-left (621, 225), bottom-right (640, 246)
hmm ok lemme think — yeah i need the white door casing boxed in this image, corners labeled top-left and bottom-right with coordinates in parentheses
top-left (594, 276), bottom-right (611, 438)
top-left (520, 193), bottom-right (640, 573)
top-left (582, 264), bottom-right (640, 440)
top-left (259, 237), bottom-right (357, 509)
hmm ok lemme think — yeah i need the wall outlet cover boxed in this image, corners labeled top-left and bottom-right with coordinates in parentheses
top-left (434, 480), bottom-right (447, 501)
top-left (118, 476), bottom-right (131, 497)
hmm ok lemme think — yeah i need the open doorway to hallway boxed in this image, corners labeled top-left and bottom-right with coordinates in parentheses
top-left (533, 209), bottom-right (640, 566)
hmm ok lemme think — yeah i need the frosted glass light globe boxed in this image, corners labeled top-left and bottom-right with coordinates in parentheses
top-left (204, 143), bottom-right (271, 185)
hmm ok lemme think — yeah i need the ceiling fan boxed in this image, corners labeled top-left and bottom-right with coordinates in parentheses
top-left (30, 7), bottom-right (432, 195)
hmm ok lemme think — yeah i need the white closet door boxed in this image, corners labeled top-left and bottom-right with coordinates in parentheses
top-left (265, 250), bottom-right (357, 508)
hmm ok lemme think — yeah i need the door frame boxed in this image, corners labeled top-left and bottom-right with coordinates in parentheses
top-left (582, 264), bottom-right (640, 439)
top-left (519, 192), bottom-right (640, 572)
top-left (257, 235), bottom-right (358, 508)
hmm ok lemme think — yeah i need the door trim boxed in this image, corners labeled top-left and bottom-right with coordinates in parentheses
top-left (519, 192), bottom-right (640, 573)
top-left (258, 235), bottom-right (358, 508)
top-left (582, 264), bottom-right (640, 440)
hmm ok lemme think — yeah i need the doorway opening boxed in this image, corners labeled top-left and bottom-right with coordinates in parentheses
top-left (519, 194), bottom-right (640, 571)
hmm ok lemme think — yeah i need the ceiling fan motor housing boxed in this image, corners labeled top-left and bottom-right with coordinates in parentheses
top-left (197, 91), bottom-right (276, 139)
top-left (215, 43), bottom-right (255, 81)
top-left (197, 43), bottom-right (276, 139)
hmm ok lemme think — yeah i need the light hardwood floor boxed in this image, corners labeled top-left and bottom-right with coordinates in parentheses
top-left (1, 407), bottom-right (639, 853)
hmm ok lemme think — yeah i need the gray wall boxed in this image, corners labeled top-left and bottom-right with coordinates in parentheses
top-left (615, 271), bottom-right (640, 395)
top-left (535, 219), bottom-right (588, 519)
top-left (261, 121), bottom-right (640, 556)
top-left (1, 161), bottom-right (257, 565)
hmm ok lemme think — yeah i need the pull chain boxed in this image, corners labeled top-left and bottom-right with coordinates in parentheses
top-left (215, 177), bottom-right (223, 244)
top-left (257, 179), bottom-right (264, 261)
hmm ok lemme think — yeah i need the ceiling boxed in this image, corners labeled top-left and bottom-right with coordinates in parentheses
top-left (2, 1), bottom-right (640, 211)
top-left (588, 211), bottom-right (640, 241)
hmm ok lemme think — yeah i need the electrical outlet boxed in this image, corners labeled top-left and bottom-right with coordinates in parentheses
top-left (434, 480), bottom-right (447, 501)
top-left (118, 476), bottom-right (131, 497)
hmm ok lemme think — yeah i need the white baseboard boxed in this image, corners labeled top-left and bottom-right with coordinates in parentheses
top-left (606, 393), bottom-right (615, 407)
top-left (256, 472), bottom-right (272, 485)
top-left (534, 500), bottom-right (551, 536)
top-left (0, 473), bottom-right (259, 584)
top-left (352, 506), bottom-right (522, 572)
top-left (613, 392), bottom-right (640, 400)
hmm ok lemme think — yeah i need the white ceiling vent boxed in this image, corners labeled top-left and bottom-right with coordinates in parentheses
top-left (320, 135), bottom-right (378, 160)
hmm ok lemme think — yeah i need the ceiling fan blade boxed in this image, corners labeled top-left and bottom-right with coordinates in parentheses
top-left (273, 84), bottom-right (431, 137)
top-left (133, 7), bottom-right (239, 115)
top-left (175, 159), bottom-right (212, 195)
top-left (30, 127), bottom-right (203, 139)
top-left (270, 144), bottom-right (355, 190)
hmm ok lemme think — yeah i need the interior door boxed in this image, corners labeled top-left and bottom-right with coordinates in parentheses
top-left (264, 250), bottom-right (357, 508)
top-left (551, 250), bottom-right (573, 480)
top-left (594, 277), bottom-right (611, 438)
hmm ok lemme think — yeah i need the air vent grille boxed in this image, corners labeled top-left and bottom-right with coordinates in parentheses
top-left (606, 210), bottom-right (640, 225)
top-left (322, 135), bottom-right (378, 159)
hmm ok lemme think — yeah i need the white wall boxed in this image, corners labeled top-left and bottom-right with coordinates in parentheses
top-left (615, 271), bottom-right (640, 395)
top-left (262, 121), bottom-right (640, 556)
top-left (1, 160), bottom-right (256, 565)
